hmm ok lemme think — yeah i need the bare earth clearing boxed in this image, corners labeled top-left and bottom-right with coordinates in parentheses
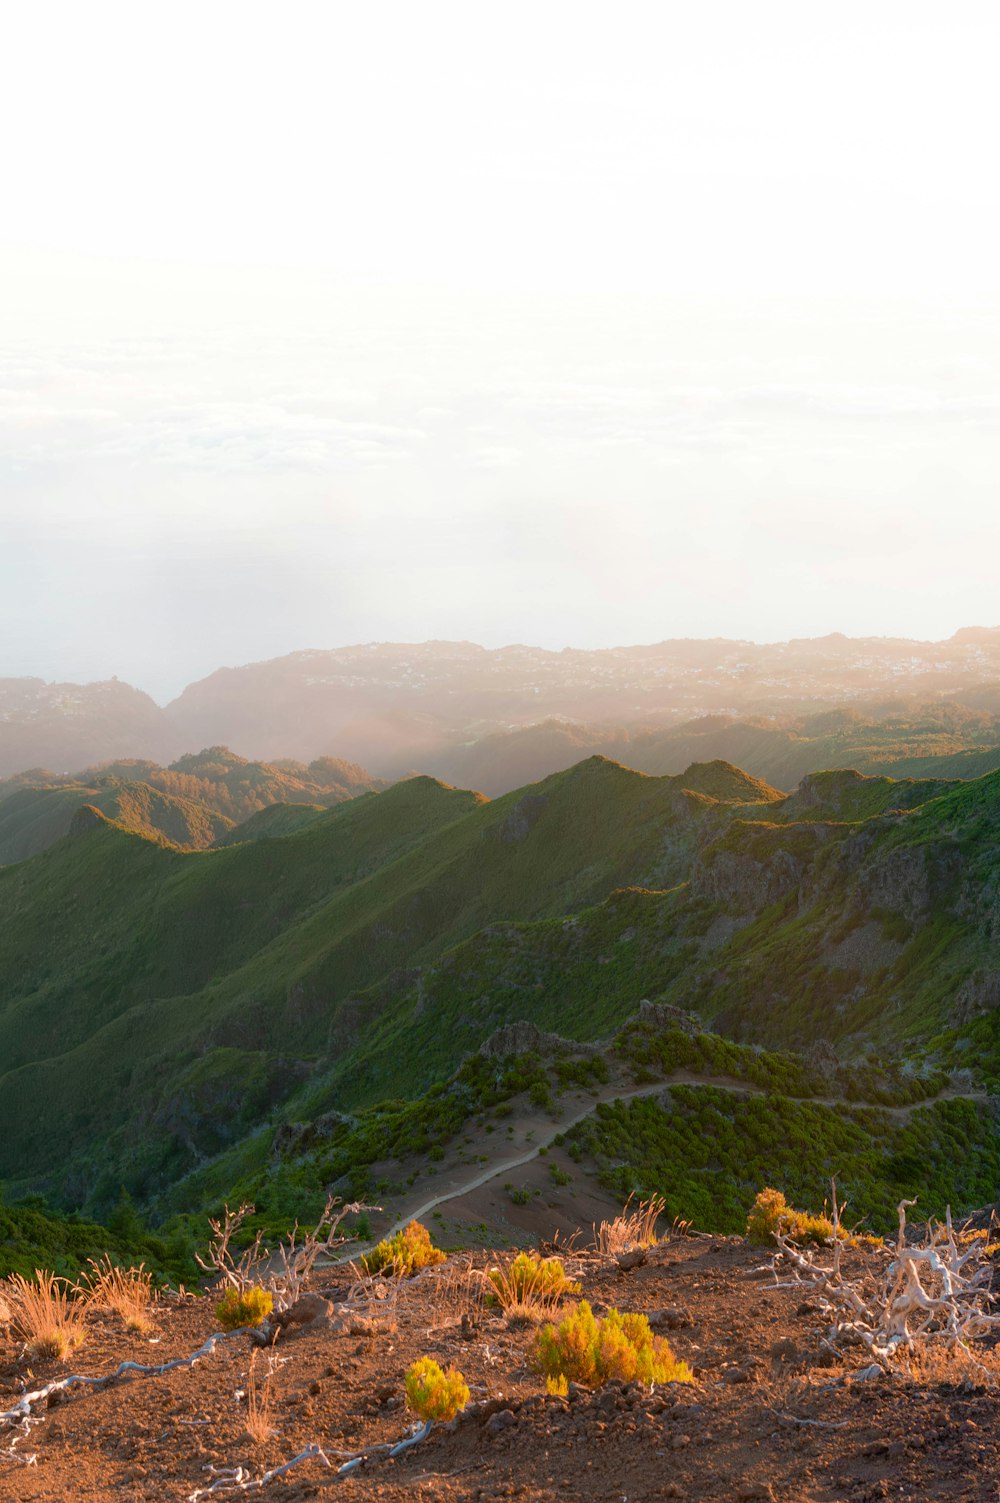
top-left (4, 1234), bottom-right (999, 1502)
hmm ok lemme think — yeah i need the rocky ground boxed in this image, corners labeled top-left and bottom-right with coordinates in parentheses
top-left (2, 1234), bottom-right (999, 1503)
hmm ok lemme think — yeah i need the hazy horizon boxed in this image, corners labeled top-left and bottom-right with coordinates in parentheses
top-left (3, 2), bottom-right (999, 700)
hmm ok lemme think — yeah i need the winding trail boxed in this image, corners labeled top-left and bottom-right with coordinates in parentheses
top-left (379, 1073), bottom-right (989, 1238)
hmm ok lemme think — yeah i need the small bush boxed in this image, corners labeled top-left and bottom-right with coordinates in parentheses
top-left (361, 1220), bottom-right (446, 1278)
top-left (746, 1188), bottom-right (832, 1247)
top-left (215, 1285), bottom-right (274, 1330)
top-left (2, 1270), bottom-right (86, 1361)
top-left (404, 1357), bottom-right (470, 1423)
top-left (533, 1300), bottom-right (693, 1387)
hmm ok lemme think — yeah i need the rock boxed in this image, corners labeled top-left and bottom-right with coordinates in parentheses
top-left (636, 1000), bottom-right (700, 1036)
top-left (485, 1408), bottom-right (517, 1436)
top-left (770, 1337), bottom-right (799, 1363)
top-left (617, 1248), bottom-right (648, 1272)
top-left (276, 1293), bottom-right (333, 1331)
top-left (478, 1020), bottom-right (601, 1061)
top-left (648, 1306), bottom-right (693, 1331)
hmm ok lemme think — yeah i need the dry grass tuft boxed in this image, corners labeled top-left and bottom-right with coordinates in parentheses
top-left (428, 1255), bottom-right (489, 1331)
top-left (243, 1352), bottom-right (279, 1445)
top-left (346, 1262), bottom-right (402, 1334)
top-left (2, 1271), bottom-right (86, 1361)
top-left (594, 1193), bottom-right (666, 1257)
top-left (486, 1251), bottom-right (580, 1324)
top-left (77, 1256), bottom-right (156, 1334)
top-left (899, 1344), bottom-right (1000, 1385)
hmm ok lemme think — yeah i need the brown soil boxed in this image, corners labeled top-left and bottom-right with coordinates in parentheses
top-left (4, 1236), bottom-right (998, 1502)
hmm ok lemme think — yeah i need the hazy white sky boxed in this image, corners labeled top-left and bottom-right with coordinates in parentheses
top-left (2, 1), bottom-right (999, 699)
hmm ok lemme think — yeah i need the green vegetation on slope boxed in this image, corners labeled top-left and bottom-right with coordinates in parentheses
top-left (0, 1188), bottom-right (195, 1283)
top-left (0, 750), bottom-right (997, 1233)
top-left (565, 1086), bottom-right (1000, 1236)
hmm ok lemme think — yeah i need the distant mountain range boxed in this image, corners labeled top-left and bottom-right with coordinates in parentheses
top-left (4, 628), bottom-right (1000, 783)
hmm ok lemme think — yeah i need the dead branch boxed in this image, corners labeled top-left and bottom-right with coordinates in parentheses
top-left (0, 1326), bottom-right (253, 1428)
top-left (771, 1190), bottom-right (1000, 1373)
top-left (187, 1421), bottom-right (435, 1498)
top-left (194, 1205), bottom-right (266, 1294)
top-left (269, 1197), bottom-right (379, 1310)
top-left (768, 1408), bottom-right (848, 1430)
top-left (1, 1414), bottom-right (40, 1468)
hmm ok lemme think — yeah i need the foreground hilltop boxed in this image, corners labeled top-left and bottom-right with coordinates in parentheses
top-left (3, 1213), bottom-right (998, 1503)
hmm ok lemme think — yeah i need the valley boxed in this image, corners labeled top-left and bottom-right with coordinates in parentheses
top-left (0, 733), bottom-right (997, 1265)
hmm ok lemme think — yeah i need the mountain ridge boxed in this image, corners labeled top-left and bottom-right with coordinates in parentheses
top-left (1, 749), bottom-right (997, 1228)
top-left (5, 629), bottom-right (1000, 780)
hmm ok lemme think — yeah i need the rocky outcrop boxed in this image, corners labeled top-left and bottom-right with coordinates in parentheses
top-left (478, 1020), bottom-right (601, 1060)
top-left (636, 999), bottom-right (701, 1036)
top-left (693, 846), bottom-right (804, 912)
top-left (496, 794), bottom-right (548, 843)
top-left (950, 970), bottom-right (1000, 1025)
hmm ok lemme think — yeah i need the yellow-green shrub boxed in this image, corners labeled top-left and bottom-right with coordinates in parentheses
top-left (361, 1220), bottom-right (446, 1277)
top-left (533, 1300), bottom-right (693, 1387)
top-left (215, 1285), bottom-right (273, 1330)
top-left (486, 1251), bottom-right (580, 1311)
top-left (404, 1357), bottom-right (470, 1422)
top-left (746, 1188), bottom-right (832, 1247)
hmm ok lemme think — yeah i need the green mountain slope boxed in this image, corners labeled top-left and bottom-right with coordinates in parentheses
top-left (0, 759), bottom-right (772, 1204)
top-left (1, 753), bottom-right (998, 1231)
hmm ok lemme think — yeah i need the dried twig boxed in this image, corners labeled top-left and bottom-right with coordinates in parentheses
top-left (270, 1197), bottom-right (378, 1310)
top-left (187, 1421), bottom-right (435, 1498)
top-left (195, 1205), bottom-right (266, 1295)
top-left (0, 1327), bottom-right (253, 1428)
top-left (771, 1188), bottom-right (1000, 1373)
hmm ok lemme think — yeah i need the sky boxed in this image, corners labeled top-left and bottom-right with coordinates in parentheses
top-left (1, 1), bottom-right (999, 701)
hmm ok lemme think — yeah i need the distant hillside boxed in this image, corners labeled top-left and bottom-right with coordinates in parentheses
top-left (0, 780), bottom-right (232, 863)
top-left (0, 747), bottom-right (385, 863)
top-left (2, 751), bottom-right (998, 1228)
top-left (3, 629), bottom-right (1000, 778)
top-left (0, 676), bottom-right (169, 776)
top-left (163, 632), bottom-right (1000, 772)
top-left (432, 702), bottom-right (1000, 794)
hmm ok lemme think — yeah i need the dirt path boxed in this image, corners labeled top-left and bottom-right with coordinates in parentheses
top-left (378, 1073), bottom-right (987, 1238)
